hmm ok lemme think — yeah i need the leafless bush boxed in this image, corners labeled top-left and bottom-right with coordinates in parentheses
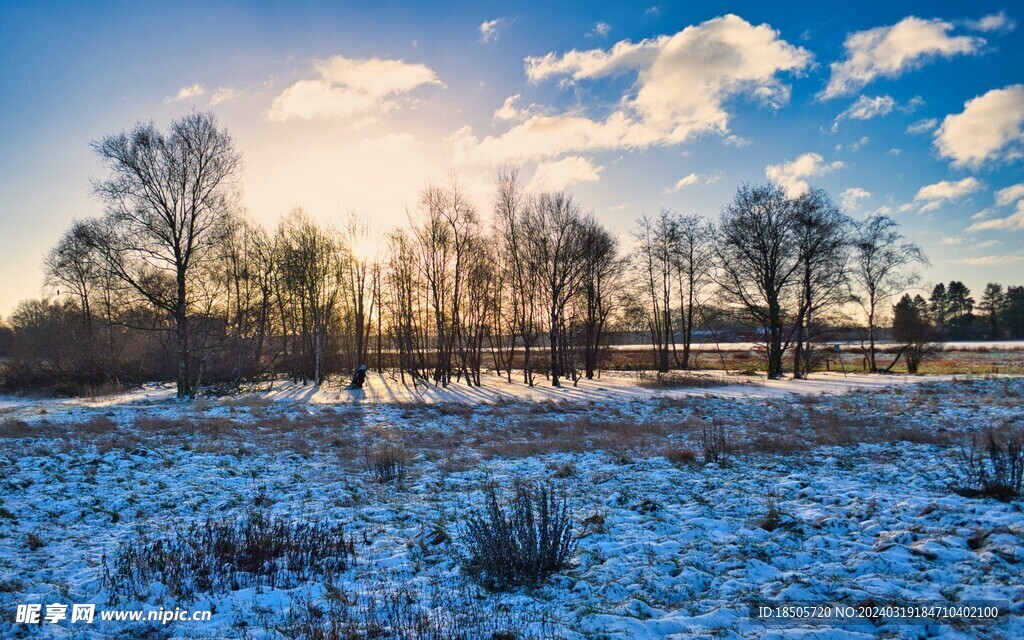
top-left (102, 508), bottom-right (356, 603)
top-left (950, 429), bottom-right (1024, 501)
top-left (365, 446), bottom-right (408, 483)
top-left (25, 532), bottom-right (44, 551)
top-left (279, 582), bottom-right (563, 640)
top-left (635, 371), bottom-right (743, 389)
top-left (460, 482), bottom-right (576, 590)
top-left (701, 423), bottom-right (731, 465)
top-left (662, 445), bottom-right (698, 466)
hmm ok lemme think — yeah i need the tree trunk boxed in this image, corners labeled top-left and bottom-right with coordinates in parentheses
top-left (175, 298), bottom-right (191, 399)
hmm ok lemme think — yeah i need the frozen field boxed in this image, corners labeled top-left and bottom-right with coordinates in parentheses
top-left (0, 370), bottom-right (976, 423)
top-left (0, 374), bottom-right (1022, 639)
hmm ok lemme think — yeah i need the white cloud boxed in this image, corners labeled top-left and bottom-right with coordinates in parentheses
top-left (906, 117), bottom-right (938, 134)
top-left (971, 239), bottom-right (1000, 249)
top-left (957, 254), bottom-right (1024, 265)
top-left (838, 94), bottom-right (896, 121)
top-left (491, 94), bottom-right (550, 123)
top-left (839, 187), bottom-right (871, 210)
top-left (722, 134), bottom-right (751, 147)
top-left (915, 177), bottom-right (983, 201)
top-left (940, 236), bottom-right (962, 245)
top-left (165, 83), bottom-right (206, 103)
top-left (968, 182), bottom-right (1024, 231)
top-left (587, 22), bottom-right (612, 38)
top-left (453, 15), bottom-right (811, 164)
top-left (965, 11), bottom-right (1017, 33)
top-left (995, 183), bottom-right (1024, 206)
top-left (664, 173), bottom-right (702, 193)
top-left (914, 176), bottom-right (983, 212)
top-left (934, 85), bottom-right (1024, 168)
top-left (493, 95), bottom-right (522, 122)
top-left (527, 156), bottom-right (604, 191)
top-left (765, 152), bottom-right (843, 196)
top-left (209, 86), bottom-right (239, 106)
top-left (479, 18), bottom-right (506, 43)
top-left (851, 135), bottom-right (870, 150)
top-left (821, 17), bottom-right (984, 99)
top-left (265, 56), bottom-right (443, 122)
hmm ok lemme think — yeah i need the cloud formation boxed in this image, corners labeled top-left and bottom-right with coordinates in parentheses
top-left (914, 177), bottom-right (983, 212)
top-left (934, 85), bottom-right (1024, 168)
top-left (765, 152), bottom-right (843, 196)
top-left (209, 86), bottom-right (239, 106)
top-left (967, 182), bottom-right (1024, 231)
top-left (527, 156), bottom-right (604, 191)
top-left (905, 118), bottom-right (938, 135)
top-left (479, 18), bottom-right (506, 43)
top-left (957, 254), bottom-right (1024, 265)
top-left (839, 187), bottom-right (871, 210)
top-left (838, 95), bottom-right (896, 120)
top-left (165, 84), bottom-right (206, 103)
top-left (821, 16), bottom-right (984, 99)
top-left (265, 56), bottom-right (443, 122)
top-left (965, 11), bottom-right (1016, 33)
top-left (453, 15), bottom-right (811, 164)
top-left (664, 173), bottom-right (702, 193)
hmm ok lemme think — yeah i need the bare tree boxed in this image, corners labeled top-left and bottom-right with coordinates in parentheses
top-left (276, 209), bottom-right (343, 385)
top-left (410, 178), bottom-right (481, 386)
top-left (633, 211), bottom-right (675, 373)
top-left (715, 183), bottom-right (800, 379)
top-left (790, 189), bottom-right (853, 379)
top-left (339, 214), bottom-right (375, 371)
top-left (851, 215), bottom-right (927, 372)
top-left (526, 192), bottom-right (586, 387)
top-left (494, 167), bottom-right (541, 385)
top-left (382, 229), bottom-right (429, 385)
top-left (90, 112), bottom-right (241, 397)
top-left (578, 216), bottom-right (622, 379)
top-left (44, 220), bottom-right (104, 334)
top-left (671, 214), bottom-right (714, 370)
top-left (215, 213), bottom-right (275, 382)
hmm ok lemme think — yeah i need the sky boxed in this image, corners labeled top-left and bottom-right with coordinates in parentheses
top-left (1, 0), bottom-right (1022, 318)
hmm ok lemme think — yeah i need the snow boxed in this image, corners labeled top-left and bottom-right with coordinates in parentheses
top-left (0, 375), bottom-right (1022, 639)
top-left (0, 370), bottom-right (979, 425)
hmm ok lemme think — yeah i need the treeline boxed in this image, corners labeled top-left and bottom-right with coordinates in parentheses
top-left (0, 112), bottom-right (1018, 397)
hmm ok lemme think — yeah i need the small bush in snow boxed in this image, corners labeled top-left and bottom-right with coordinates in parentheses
top-left (365, 445), bottom-right (408, 483)
top-left (280, 581), bottom-right (562, 639)
top-left (701, 424), bottom-right (731, 465)
top-left (460, 482), bottom-right (576, 590)
top-left (951, 429), bottom-right (1024, 501)
top-left (102, 510), bottom-right (355, 602)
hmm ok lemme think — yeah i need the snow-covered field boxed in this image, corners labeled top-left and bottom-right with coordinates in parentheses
top-left (1, 374), bottom-right (1022, 639)
top-left (0, 370), bottom-right (975, 422)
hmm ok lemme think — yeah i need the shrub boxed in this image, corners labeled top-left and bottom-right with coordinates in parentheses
top-left (461, 482), bottom-right (576, 590)
top-left (25, 532), bottom-right (44, 551)
top-left (635, 371), bottom-right (743, 389)
top-left (701, 424), bottom-right (731, 465)
top-left (951, 429), bottom-right (1024, 501)
top-left (102, 509), bottom-right (356, 602)
top-left (663, 445), bottom-right (698, 466)
top-left (279, 582), bottom-right (563, 640)
top-left (365, 446), bottom-right (408, 483)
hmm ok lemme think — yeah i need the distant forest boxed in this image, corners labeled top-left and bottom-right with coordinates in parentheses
top-left (1, 113), bottom-right (1021, 397)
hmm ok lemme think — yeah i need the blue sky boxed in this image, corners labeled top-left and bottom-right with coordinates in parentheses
top-left (1, 1), bottom-right (1022, 317)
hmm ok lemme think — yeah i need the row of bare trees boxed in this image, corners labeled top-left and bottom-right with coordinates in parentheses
top-left (631, 183), bottom-right (926, 379)
top-left (381, 170), bottom-right (622, 390)
top-left (2, 112), bottom-right (931, 396)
